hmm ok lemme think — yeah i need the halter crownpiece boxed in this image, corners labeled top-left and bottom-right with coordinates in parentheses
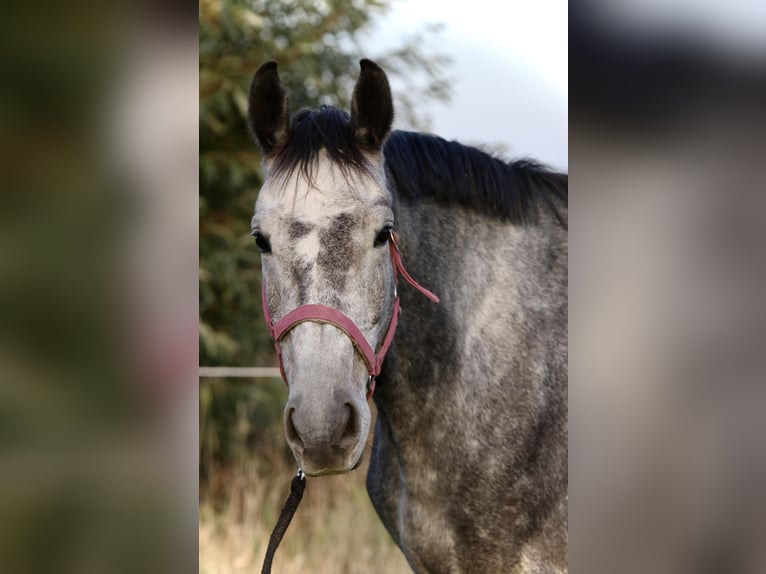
top-left (261, 231), bottom-right (439, 399)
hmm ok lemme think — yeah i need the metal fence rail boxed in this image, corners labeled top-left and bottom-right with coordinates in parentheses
top-left (198, 366), bottom-right (281, 378)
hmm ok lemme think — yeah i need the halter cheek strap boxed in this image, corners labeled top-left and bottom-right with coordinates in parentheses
top-left (261, 232), bottom-right (439, 400)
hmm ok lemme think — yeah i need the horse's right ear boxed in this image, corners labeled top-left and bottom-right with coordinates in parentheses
top-left (350, 59), bottom-right (394, 150)
top-left (248, 61), bottom-right (290, 156)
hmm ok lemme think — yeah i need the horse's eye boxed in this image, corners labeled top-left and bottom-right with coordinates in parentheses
top-left (252, 231), bottom-right (271, 253)
top-left (374, 227), bottom-right (392, 247)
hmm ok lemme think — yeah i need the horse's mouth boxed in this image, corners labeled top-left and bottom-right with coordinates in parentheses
top-left (298, 450), bottom-right (364, 477)
top-left (302, 467), bottom-right (352, 477)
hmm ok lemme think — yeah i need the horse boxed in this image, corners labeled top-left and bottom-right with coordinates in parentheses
top-left (247, 59), bottom-right (568, 573)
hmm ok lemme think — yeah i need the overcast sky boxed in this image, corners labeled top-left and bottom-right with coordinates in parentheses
top-left (363, 0), bottom-right (568, 170)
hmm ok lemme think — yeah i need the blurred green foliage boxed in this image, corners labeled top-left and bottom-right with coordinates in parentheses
top-left (199, 0), bottom-right (452, 482)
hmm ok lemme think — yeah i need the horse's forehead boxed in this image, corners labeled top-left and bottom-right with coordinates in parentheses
top-left (256, 159), bottom-right (389, 223)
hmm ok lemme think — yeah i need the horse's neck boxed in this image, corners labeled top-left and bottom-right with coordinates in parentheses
top-left (380, 196), bottom-right (568, 442)
top-left (372, 196), bottom-right (568, 568)
top-left (392, 195), bottom-right (567, 336)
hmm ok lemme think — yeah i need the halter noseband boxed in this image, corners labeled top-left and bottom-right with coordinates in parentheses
top-left (261, 232), bottom-right (439, 399)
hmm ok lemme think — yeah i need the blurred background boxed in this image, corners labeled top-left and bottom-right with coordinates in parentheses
top-left (199, 1), bottom-right (565, 572)
top-left (570, 1), bottom-right (766, 573)
top-left (0, 1), bottom-right (198, 573)
top-left (5, 0), bottom-right (765, 572)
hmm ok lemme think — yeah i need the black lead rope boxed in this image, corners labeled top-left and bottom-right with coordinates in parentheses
top-left (261, 468), bottom-right (306, 574)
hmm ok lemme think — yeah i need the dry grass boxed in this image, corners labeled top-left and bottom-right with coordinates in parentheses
top-left (199, 424), bottom-right (411, 573)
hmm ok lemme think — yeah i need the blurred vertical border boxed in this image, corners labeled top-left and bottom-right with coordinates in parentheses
top-left (0, 1), bottom-right (198, 572)
top-left (570, 1), bottom-right (766, 573)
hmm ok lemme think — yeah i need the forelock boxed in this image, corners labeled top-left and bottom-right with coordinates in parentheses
top-left (270, 106), bottom-right (374, 186)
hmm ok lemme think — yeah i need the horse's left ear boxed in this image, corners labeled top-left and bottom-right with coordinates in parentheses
top-left (350, 59), bottom-right (394, 150)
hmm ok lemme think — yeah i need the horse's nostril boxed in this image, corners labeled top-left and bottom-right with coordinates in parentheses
top-left (285, 407), bottom-right (304, 450)
top-left (340, 403), bottom-right (359, 443)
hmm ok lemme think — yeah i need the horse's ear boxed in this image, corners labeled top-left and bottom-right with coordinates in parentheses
top-left (248, 61), bottom-right (290, 156)
top-left (350, 59), bottom-right (393, 150)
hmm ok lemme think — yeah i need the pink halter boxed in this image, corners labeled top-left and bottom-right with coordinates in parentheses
top-left (261, 232), bottom-right (440, 399)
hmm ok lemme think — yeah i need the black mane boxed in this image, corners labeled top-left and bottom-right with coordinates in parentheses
top-left (271, 107), bottom-right (567, 226)
top-left (384, 131), bottom-right (567, 226)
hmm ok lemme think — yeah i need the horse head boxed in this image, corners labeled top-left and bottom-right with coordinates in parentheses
top-left (248, 60), bottom-right (396, 476)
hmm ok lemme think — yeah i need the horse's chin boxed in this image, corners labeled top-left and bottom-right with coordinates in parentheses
top-left (297, 451), bottom-right (364, 477)
top-left (302, 467), bottom-right (351, 477)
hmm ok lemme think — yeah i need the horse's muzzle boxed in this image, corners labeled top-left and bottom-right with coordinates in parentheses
top-left (284, 397), bottom-right (366, 476)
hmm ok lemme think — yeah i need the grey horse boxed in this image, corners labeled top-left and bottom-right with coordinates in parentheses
top-left (248, 59), bottom-right (567, 573)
